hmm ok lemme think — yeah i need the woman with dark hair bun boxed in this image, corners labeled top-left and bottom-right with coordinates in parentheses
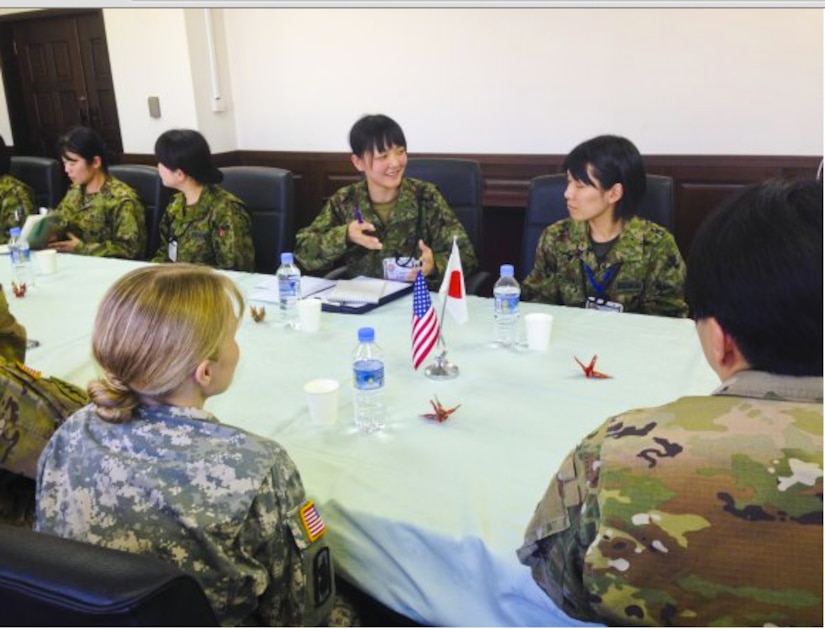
top-left (151, 129), bottom-right (255, 271)
top-left (0, 135), bottom-right (35, 245)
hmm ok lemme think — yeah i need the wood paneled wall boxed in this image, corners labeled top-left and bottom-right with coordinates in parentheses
top-left (123, 150), bottom-right (820, 277)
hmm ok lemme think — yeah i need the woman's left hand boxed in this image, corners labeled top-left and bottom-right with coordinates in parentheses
top-left (406, 240), bottom-right (434, 281)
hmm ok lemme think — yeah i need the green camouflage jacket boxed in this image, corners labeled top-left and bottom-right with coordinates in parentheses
top-left (0, 174), bottom-right (35, 245)
top-left (152, 185), bottom-right (255, 272)
top-left (522, 217), bottom-right (687, 318)
top-left (294, 177), bottom-right (477, 290)
top-left (517, 370), bottom-right (823, 626)
top-left (0, 288), bottom-right (25, 364)
top-left (35, 403), bottom-right (335, 627)
top-left (52, 176), bottom-right (146, 260)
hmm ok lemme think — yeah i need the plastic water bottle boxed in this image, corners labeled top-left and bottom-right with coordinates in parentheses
top-left (493, 263), bottom-right (520, 347)
top-left (8, 227), bottom-right (34, 289)
top-left (276, 252), bottom-right (301, 328)
top-left (352, 327), bottom-right (386, 432)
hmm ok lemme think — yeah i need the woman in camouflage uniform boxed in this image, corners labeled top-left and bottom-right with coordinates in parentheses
top-left (294, 114), bottom-right (477, 290)
top-left (35, 264), bottom-right (345, 626)
top-left (151, 129), bottom-right (255, 271)
top-left (49, 126), bottom-right (146, 259)
top-left (0, 135), bottom-right (35, 245)
top-left (522, 135), bottom-right (687, 317)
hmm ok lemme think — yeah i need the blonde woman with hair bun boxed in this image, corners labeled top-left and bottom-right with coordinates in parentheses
top-left (35, 263), bottom-right (353, 626)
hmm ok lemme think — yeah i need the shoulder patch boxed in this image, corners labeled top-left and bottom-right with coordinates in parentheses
top-left (300, 500), bottom-right (327, 542)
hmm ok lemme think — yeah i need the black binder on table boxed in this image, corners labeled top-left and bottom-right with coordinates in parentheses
top-left (320, 277), bottom-right (413, 314)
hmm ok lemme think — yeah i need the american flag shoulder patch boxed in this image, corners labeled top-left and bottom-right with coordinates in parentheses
top-left (300, 500), bottom-right (327, 542)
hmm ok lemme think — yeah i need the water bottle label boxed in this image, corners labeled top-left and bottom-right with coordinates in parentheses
top-left (278, 277), bottom-right (299, 298)
top-left (495, 295), bottom-right (519, 314)
top-left (353, 360), bottom-right (384, 390)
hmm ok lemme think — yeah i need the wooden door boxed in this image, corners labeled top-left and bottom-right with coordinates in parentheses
top-left (2, 10), bottom-right (122, 158)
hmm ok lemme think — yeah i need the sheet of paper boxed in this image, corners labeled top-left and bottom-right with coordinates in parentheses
top-left (249, 275), bottom-right (337, 304)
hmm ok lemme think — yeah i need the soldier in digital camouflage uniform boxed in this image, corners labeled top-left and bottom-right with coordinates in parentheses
top-left (522, 135), bottom-right (687, 318)
top-left (35, 264), bottom-right (351, 626)
top-left (294, 114), bottom-right (476, 291)
top-left (0, 135), bottom-right (36, 245)
top-left (151, 129), bottom-right (255, 272)
top-left (50, 126), bottom-right (146, 260)
top-left (517, 179), bottom-right (823, 626)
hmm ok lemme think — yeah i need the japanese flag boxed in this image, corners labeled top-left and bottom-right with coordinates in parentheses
top-left (438, 237), bottom-right (468, 325)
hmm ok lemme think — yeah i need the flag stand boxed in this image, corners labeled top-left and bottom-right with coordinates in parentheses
top-left (425, 293), bottom-right (459, 380)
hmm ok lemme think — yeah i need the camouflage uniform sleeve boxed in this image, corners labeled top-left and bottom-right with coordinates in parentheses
top-left (294, 195), bottom-right (350, 274)
top-left (244, 456), bottom-right (334, 627)
top-left (151, 196), bottom-right (176, 263)
top-left (421, 185), bottom-right (478, 288)
top-left (0, 288), bottom-right (26, 363)
top-left (517, 424), bottom-right (607, 622)
top-left (0, 177), bottom-right (36, 245)
top-left (210, 195), bottom-right (255, 272)
top-left (639, 231), bottom-right (688, 318)
top-left (74, 196), bottom-right (147, 260)
top-left (522, 225), bottom-right (563, 303)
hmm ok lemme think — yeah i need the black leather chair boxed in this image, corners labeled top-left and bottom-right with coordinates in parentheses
top-left (219, 166), bottom-right (294, 274)
top-left (9, 156), bottom-right (66, 209)
top-left (520, 173), bottom-right (675, 278)
top-left (109, 164), bottom-right (172, 260)
top-left (403, 157), bottom-right (490, 294)
top-left (0, 524), bottom-right (217, 626)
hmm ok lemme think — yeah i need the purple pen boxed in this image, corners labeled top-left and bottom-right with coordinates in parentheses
top-left (354, 207), bottom-right (364, 224)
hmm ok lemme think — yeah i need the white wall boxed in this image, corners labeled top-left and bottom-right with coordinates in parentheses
top-left (1, 7), bottom-right (822, 156)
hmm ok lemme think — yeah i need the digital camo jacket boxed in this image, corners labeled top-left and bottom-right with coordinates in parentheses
top-left (35, 404), bottom-right (335, 627)
top-left (151, 185), bottom-right (255, 272)
top-left (517, 370), bottom-right (823, 626)
top-left (0, 174), bottom-right (35, 245)
top-left (294, 177), bottom-right (477, 290)
top-left (522, 216), bottom-right (688, 318)
top-left (52, 176), bottom-right (146, 260)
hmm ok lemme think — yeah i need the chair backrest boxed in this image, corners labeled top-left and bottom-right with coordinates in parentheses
top-left (219, 166), bottom-right (295, 274)
top-left (109, 164), bottom-right (172, 260)
top-left (405, 158), bottom-right (484, 256)
top-left (0, 524), bottom-right (217, 626)
top-left (520, 173), bottom-right (675, 277)
top-left (9, 156), bottom-right (66, 209)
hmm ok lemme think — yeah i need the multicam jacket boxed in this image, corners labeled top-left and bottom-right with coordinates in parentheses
top-left (51, 176), bottom-right (146, 260)
top-left (0, 174), bottom-right (35, 245)
top-left (522, 217), bottom-right (687, 318)
top-left (294, 177), bottom-right (477, 290)
top-left (35, 404), bottom-right (335, 627)
top-left (151, 185), bottom-right (255, 272)
top-left (517, 370), bottom-right (823, 626)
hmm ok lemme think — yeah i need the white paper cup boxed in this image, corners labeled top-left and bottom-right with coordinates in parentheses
top-left (297, 298), bottom-right (322, 333)
top-left (35, 249), bottom-right (57, 275)
top-left (303, 378), bottom-right (340, 425)
top-left (524, 312), bottom-right (553, 351)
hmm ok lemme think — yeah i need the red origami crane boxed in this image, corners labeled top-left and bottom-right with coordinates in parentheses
top-left (11, 282), bottom-right (27, 298)
top-left (420, 396), bottom-right (461, 423)
top-left (575, 355), bottom-right (612, 379)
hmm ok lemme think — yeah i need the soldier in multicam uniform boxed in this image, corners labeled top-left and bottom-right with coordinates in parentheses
top-left (49, 126), bottom-right (146, 260)
top-left (294, 114), bottom-right (477, 290)
top-left (35, 264), bottom-right (351, 626)
top-left (522, 135), bottom-right (687, 318)
top-left (151, 129), bottom-right (255, 272)
top-left (517, 179), bottom-right (823, 626)
top-left (0, 135), bottom-right (35, 245)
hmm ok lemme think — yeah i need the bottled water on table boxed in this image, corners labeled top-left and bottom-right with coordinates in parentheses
top-left (276, 252), bottom-right (301, 328)
top-left (493, 263), bottom-right (520, 347)
top-left (352, 327), bottom-right (386, 432)
top-left (8, 226), bottom-right (35, 289)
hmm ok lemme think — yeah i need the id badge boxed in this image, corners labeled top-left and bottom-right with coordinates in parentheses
top-left (586, 296), bottom-right (623, 313)
top-left (382, 257), bottom-right (418, 282)
top-left (168, 239), bottom-right (178, 263)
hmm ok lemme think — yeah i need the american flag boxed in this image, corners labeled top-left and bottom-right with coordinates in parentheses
top-left (300, 500), bottom-right (327, 542)
top-left (411, 270), bottom-right (439, 370)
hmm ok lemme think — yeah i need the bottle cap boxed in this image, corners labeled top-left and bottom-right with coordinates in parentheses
top-left (8, 227), bottom-right (21, 238)
top-left (500, 264), bottom-right (515, 277)
top-left (280, 252), bottom-right (294, 265)
top-left (358, 327), bottom-right (375, 342)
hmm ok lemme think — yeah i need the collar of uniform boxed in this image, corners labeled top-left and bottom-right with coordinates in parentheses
top-left (168, 184), bottom-right (218, 221)
top-left (135, 403), bottom-right (220, 425)
top-left (713, 370), bottom-right (823, 403)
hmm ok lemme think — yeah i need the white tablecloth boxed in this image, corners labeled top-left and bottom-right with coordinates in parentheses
top-left (3, 254), bottom-right (719, 627)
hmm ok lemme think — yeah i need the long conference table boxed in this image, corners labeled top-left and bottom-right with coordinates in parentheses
top-left (3, 254), bottom-right (719, 627)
